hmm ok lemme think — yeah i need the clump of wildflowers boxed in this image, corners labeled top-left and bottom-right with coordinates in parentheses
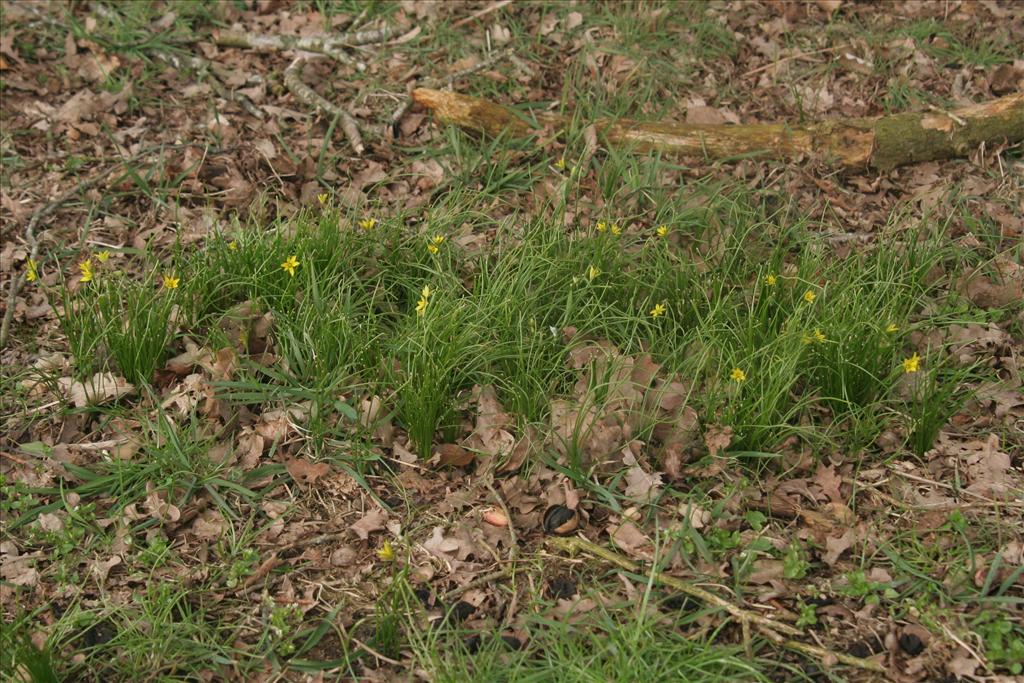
top-left (427, 234), bottom-right (445, 254)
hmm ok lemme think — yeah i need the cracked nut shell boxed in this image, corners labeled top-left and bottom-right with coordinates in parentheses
top-left (543, 505), bottom-right (578, 535)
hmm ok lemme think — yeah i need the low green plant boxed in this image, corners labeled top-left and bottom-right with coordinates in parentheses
top-left (96, 270), bottom-right (178, 386)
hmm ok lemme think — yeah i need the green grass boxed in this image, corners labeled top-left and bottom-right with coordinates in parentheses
top-left (4, 2), bottom-right (1021, 680)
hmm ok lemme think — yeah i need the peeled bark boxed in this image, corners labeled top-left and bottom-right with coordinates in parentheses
top-left (412, 88), bottom-right (1024, 171)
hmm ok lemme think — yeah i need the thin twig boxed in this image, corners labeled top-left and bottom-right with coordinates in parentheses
top-left (283, 55), bottom-right (364, 155)
top-left (546, 536), bottom-right (884, 673)
top-left (443, 568), bottom-right (512, 602)
top-left (742, 45), bottom-right (846, 78)
top-left (452, 0), bottom-right (515, 28)
top-left (350, 636), bottom-right (403, 666)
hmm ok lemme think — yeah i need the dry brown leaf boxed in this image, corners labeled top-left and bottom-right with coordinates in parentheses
top-left (285, 458), bottom-right (330, 487)
top-left (609, 521), bottom-right (652, 558)
top-left (435, 443), bottom-right (475, 468)
top-left (823, 528), bottom-right (855, 565)
top-left (349, 509), bottom-right (387, 541)
top-left (813, 463), bottom-right (844, 504)
top-left (63, 372), bottom-right (135, 408)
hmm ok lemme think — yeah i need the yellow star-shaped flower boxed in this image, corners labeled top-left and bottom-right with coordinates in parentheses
top-left (902, 353), bottom-right (921, 374)
top-left (886, 323), bottom-right (899, 333)
top-left (79, 259), bottom-right (94, 283)
top-left (26, 259), bottom-right (38, 283)
top-left (764, 274), bottom-right (777, 287)
top-left (803, 290), bottom-right (816, 303)
top-left (587, 265), bottom-right (600, 281)
top-left (377, 540), bottom-right (395, 562)
top-left (656, 225), bottom-right (669, 238)
top-left (162, 274), bottom-right (180, 290)
top-left (730, 367), bottom-right (747, 382)
top-left (650, 303), bottom-right (666, 318)
top-left (281, 255), bottom-right (300, 277)
top-left (359, 218), bottom-right (377, 231)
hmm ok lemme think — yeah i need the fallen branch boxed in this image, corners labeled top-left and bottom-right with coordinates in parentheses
top-left (412, 88), bottom-right (1024, 171)
top-left (284, 55), bottom-right (365, 155)
top-left (215, 26), bottom-right (398, 71)
top-left (545, 536), bottom-right (884, 674)
top-left (390, 48), bottom-right (512, 138)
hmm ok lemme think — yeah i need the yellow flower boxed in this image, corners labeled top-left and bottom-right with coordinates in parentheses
top-left (421, 285), bottom-right (433, 299)
top-left (317, 193), bottom-right (328, 205)
top-left (656, 225), bottom-right (669, 238)
top-left (886, 323), bottom-right (899, 333)
top-left (415, 296), bottom-right (429, 315)
top-left (803, 289), bottom-right (816, 303)
top-left (281, 255), bottom-right (300, 277)
top-left (902, 353), bottom-right (921, 374)
top-left (764, 274), bottom-right (777, 287)
top-left (79, 259), bottom-right (94, 283)
top-left (26, 259), bottom-right (38, 283)
top-left (359, 218), bottom-right (377, 231)
top-left (377, 540), bottom-right (395, 562)
top-left (596, 221), bottom-right (607, 233)
top-left (427, 234), bottom-right (445, 254)
top-left (730, 367), bottom-right (747, 383)
top-left (96, 250), bottom-right (111, 263)
top-left (802, 328), bottom-right (827, 345)
top-left (650, 302), bottom-right (666, 318)
top-left (587, 264), bottom-right (600, 281)
top-left (610, 224), bottom-right (621, 236)
top-left (430, 234), bottom-right (445, 246)
top-left (162, 273), bottom-right (180, 290)
top-left (554, 157), bottom-right (566, 170)
top-left (427, 244), bottom-right (440, 254)
top-left (228, 240), bottom-right (238, 251)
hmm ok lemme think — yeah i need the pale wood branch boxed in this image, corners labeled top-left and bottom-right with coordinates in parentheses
top-left (412, 88), bottom-right (1024, 171)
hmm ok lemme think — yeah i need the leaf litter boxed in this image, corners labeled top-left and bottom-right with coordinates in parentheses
top-left (1, 1), bottom-right (1022, 680)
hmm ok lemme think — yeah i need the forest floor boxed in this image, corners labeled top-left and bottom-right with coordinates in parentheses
top-left (1, 2), bottom-right (1022, 681)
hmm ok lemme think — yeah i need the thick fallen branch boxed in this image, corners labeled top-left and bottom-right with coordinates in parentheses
top-left (412, 88), bottom-right (1024, 171)
top-left (546, 536), bottom-right (885, 673)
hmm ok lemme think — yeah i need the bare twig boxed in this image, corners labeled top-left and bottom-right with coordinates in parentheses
top-left (283, 55), bottom-right (365, 155)
top-left (546, 536), bottom-right (884, 673)
top-left (155, 50), bottom-right (263, 119)
top-left (452, 0), bottom-right (515, 28)
top-left (443, 568), bottom-right (512, 602)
